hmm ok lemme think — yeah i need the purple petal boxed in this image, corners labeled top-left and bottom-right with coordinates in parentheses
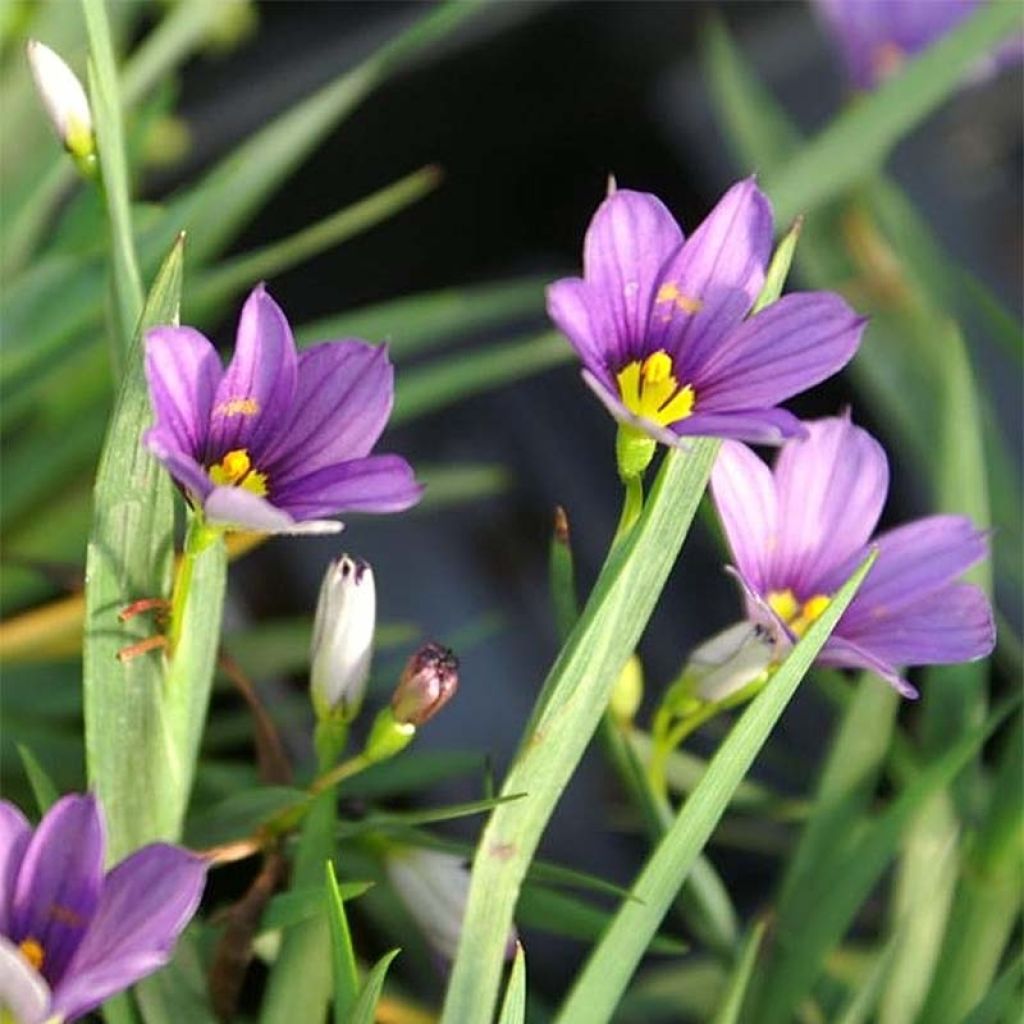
top-left (0, 803), bottom-right (31, 935)
top-left (693, 293), bottom-right (865, 411)
top-left (206, 285), bottom-right (298, 463)
top-left (673, 407), bottom-right (806, 444)
top-left (264, 341), bottom-right (395, 483)
top-left (546, 278), bottom-right (617, 390)
top-left (725, 565), bottom-right (792, 650)
top-left (837, 582), bottom-right (995, 671)
top-left (0, 936), bottom-right (51, 1024)
top-left (144, 326), bottom-right (222, 462)
top-left (771, 415), bottom-right (889, 596)
top-left (143, 429), bottom-right (213, 500)
top-left (272, 454), bottom-right (423, 521)
top-left (711, 443), bottom-right (780, 594)
top-left (203, 487), bottom-right (342, 535)
top-left (581, 189), bottom-right (683, 364)
top-left (652, 178), bottom-right (773, 373)
top-left (53, 845), bottom-right (206, 1024)
top-left (11, 795), bottom-right (104, 986)
top-left (817, 636), bottom-right (919, 698)
top-left (831, 515), bottom-right (990, 629)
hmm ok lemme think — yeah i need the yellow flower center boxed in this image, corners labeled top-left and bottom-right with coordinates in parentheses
top-left (616, 350), bottom-right (696, 428)
top-left (208, 448), bottom-right (268, 497)
top-left (768, 589), bottom-right (831, 639)
top-left (18, 938), bottom-right (44, 972)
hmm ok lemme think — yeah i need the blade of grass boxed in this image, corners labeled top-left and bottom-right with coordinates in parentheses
top-left (497, 944), bottom-right (526, 1024)
top-left (351, 949), bottom-right (401, 1024)
top-left (82, 0), bottom-right (143, 362)
top-left (82, 235), bottom-right (181, 860)
top-left (186, 166), bottom-right (442, 322)
top-left (392, 330), bottom-right (571, 424)
top-left (16, 745), bottom-right (60, 813)
top-left (766, 0), bottom-right (1024, 223)
top-left (556, 553), bottom-right (877, 1024)
top-left (710, 920), bottom-right (766, 1024)
top-left (325, 862), bottom-right (360, 1024)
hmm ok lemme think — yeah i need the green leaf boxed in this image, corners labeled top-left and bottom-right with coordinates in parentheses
top-left (755, 697), bottom-right (1019, 1024)
top-left (834, 939), bottom-right (898, 1024)
top-left (416, 462), bottom-right (512, 511)
top-left (16, 744), bottom-right (60, 813)
top-left (350, 949), bottom-right (400, 1024)
top-left (440, 440), bottom-right (721, 1024)
top-left (750, 216), bottom-right (801, 314)
top-left (516, 886), bottom-right (686, 955)
top-left (335, 793), bottom-right (526, 838)
top-left (549, 505), bottom-right (577, 643)
top-left (325, 861), bottom-right (360, 1024)
top-left (392, 330), bottom-right (571, 425)
top-left (497, 943), bottom-right (526, 1024)
top-left (82, 235), bottom-right (180, 861)
top-left (186, 166), bottom-right (441, 322)
top-left (960, 955), bottom-right (1024, 1024)
top-left (83, 0), bottom-right (144, 361)
top-left (765, 0), bottom-right (1024, 224)
top-left (555, 553), bottom-right (876, 1024)
top-left (294, 276), bottom-right (546, 359)
top-left (185, 787), bottom-right (309, 848)
top-left (260, 881), bottom-right (374, 934)
top-left (710, 919), bottom-right (766, 1024)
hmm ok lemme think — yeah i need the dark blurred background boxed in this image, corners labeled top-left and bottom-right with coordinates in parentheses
top-left (150, 0), bottom-right (1022, 999)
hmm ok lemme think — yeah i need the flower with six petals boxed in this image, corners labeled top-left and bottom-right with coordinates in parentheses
top-left (710, 413), bottom-right (995, 696)
top-left (144, 284), bottom-right (422, 535)
top-left (546, 179), bottom-right (866, 455)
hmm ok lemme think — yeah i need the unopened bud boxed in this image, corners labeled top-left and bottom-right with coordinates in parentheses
top-left (309, 556), bottom-right (375, 722)
top-left (391, 643), bottom-right (459, 727)
top-left (689, 621), bottom-right (775, 703)
top-left (385, 847), bottom-right (517, 962)
top-left (610, 654), bottom-right (643, 724)
top-left (26, 40), bottom-right (95, 168)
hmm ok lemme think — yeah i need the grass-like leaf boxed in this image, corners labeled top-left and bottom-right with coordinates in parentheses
top-left (16, 744), bottom-right (59, 813)
top-left (710, 919), bottom-right (766, 1024)
top-left (82, 0), bottom-right (144, 361)
top-left (82, 235), bottom-right (180, 860)
top-left (556, 552), bottom-right (877, 1024)
top-left (325, 861), bottom-right (361, 1024)
top-left (441, 440), bottom-right (721, 1024)
top-left (766, 0), bottom-right (1024, 224)
top-left (350, 949), bottom-right (401, 1024)
top-left (497, 943), bottom-right (526, 1024)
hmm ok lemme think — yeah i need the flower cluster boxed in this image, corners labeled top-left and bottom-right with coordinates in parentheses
top-left (0, 795), bottom-right (205, 1024)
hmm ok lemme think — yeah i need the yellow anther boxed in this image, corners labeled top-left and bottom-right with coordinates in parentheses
top-left (655, 281), bottom-right (703, 314)
top-left (214, 397), bottom-right (260, 418)
top-left (768, 588), bottom-right (831, 639)
top-left (18, 938), bottom-right (44, 972)
top-left (616, 350), bottom-right (696, 429)
top-left (208, 448), bottom-right (268, 497)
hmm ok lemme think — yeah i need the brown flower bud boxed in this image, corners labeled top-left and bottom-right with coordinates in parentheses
top-left (391, 643), bottom-right (459, 726)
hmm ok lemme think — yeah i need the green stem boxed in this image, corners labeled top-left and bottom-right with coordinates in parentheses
top-left (613, 474), bottom-right (645, 546)
top-left (168, 515), bottom-right (218, 652)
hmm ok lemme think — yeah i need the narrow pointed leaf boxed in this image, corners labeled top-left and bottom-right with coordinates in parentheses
top-left (350, 949), bottom-right (401, 1024)
top-left (326, 862), bottom-right (360, 1024)
top-left (497, 944), bottom-right (527, 1024)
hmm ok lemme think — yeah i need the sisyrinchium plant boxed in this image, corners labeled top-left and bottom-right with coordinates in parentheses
top-left (1, 2), bottom-right (1019, 1024)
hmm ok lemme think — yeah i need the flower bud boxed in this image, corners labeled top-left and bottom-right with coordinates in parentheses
top-left (689, 621), bottom-right (775, 704)
top-left (385, 847), bottom-right (516, 962)
top-left (609, 654), bottom-right (643, 724)
top-left (309, 556), bottom-right (375, 722)
top-left (391, 643), bottom-right (458, 727)
top-left (26, 40), bottom-right (95, 166)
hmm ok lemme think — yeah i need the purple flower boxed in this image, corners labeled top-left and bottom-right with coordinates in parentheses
top-left (144, 284), bottom-right (422, 534)
top-left (546, 179), bottom-right (865, 449)
top-left (0, 794), bottom-right (206, 1023)
top-left (812, 0), bottom-right (1024, 91)
top-left (710, 413), bottom-right (995, 697)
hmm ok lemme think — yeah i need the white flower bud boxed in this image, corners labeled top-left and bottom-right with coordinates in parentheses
top-left (385, 848), bottom-right (516, 962)
top-left (690, 621), bottom-right (775, 703)
top-left (26, 40), bottom-right (94, 161)
top-left (309, 556), bottom-right (375, 722)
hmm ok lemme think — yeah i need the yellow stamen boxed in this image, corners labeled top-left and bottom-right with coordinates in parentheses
top-left (214, 397), bottom-right (260, 418)
top-left (18, 938), bottom-right (44, 971)
top-left (768, 588), bottom-right (831, 639)
top-left (616, 350), bottom-right (696, 428)
top-left (655, 281), bottom-right (703, 314)
top-left (208, 448), bottom-right (268, 497)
